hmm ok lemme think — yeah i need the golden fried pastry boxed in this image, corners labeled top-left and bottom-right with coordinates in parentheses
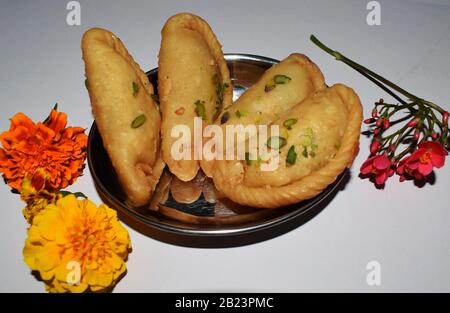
top-left (211, 84), bottom-right (363, 208)
top-left (158, 13), bottom-right (232, 182)
top-left (82, 27), bottom-right (164, 207)
top-left (201, 53), bottom-right (326, 177)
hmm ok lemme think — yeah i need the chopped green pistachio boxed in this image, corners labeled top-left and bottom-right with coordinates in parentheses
top-left (300, 135), bottom-right (312, 146)
top-left (245, 152), bottom-right (252, 165)
top-left (214, 81), bottom-right (230, 119)
top-left (131, 114), bottom-right (146, 128)
top-left (286, 145), bottom-right (297, 165)
top-left (194, 100), bottom-right (207, 120)
top-left (304, 127), bottom-right (313, 137)
top-left (265, 74), bottom-right (292, 92)
top-left (302, 146), bottom-right (309, 158)
top-left (283, 118), bottom-right (298, 130)
top-left (309, 151), bottom-right (316, 158)
top-left (264, 80), bottom-right (276, 92)
top-left (220, 111), bottom-right (230, 124)
top-left (150, 94), bottom-right (159, 104)
top-left (132, 82), bottom-right (139, 97)
top-left (267, 136), bottom-right (287, 149)
top-left (235, 110), bottom-right (248, 118)
top-left (334, 140), bottom-right (342, 149)
top-left (280, 127), bottom-right (289, 139)
top-left (273, 74), bottom-right (292, 84)
top-left (311, 144), bottom-right (318, 151)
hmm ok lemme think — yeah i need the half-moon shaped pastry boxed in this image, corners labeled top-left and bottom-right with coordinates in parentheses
top-left (158, 13), bottom-right (232, 182)
top-left (211, 84), bottom-right (363, 208)
top-left (201, 53), bottom-right (325, 177)
top-left (82, 28), bottom-right (164, 207)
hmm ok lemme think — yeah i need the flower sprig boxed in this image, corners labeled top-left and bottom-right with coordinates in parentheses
top-left (311, 35), bottom-right (449, 186)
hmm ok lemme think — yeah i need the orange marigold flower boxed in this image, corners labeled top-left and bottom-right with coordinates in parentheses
top-left (23, 195), bottom-right (132, 293)
top-left (21, 169), bottom-right (62, 224)
top-left (0, 108), bottom-right (87, 192)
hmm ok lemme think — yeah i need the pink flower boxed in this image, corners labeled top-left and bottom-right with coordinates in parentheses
top-left (360, 154), bottom-right (394, 186)
top-left (397, 141), bottom-right (448, 181)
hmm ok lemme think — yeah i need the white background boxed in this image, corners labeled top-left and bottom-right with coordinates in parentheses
top-left (0, 0), bottom-right (449, 292)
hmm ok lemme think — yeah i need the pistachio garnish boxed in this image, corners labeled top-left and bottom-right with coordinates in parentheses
top-left (220, 111), bottom-right (230, 124)
top-left (131, 114), bottom-right (146, 128)
top-left (283, 118), bottom-right (298, 130)
top-left (273, 74), bottom-right (291, 84)
top-left (264, 80), bottom-right (276, 92)
top-left (132, 82), bottom-right (139, 97)
top-left (302, 146), bottom-right (308, 158)
top-left (280, 127), bottom-right (289, 140)
top-left (235, 110), bottom-right (248, 118)
top-left (267, 136), bottom-right (287, 149)
top-left (286, 145), bottom-right (297, 165)
top-left (214, 81), bottom-right (229, 119)
top-left (265, 74), bottom-right (292, 92)
top-left (194, 100), bottom-right (206, 120)
top-left (334, 140), bottom-right (342, 150)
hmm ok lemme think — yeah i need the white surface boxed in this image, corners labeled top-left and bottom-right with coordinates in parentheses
top-left (0, 0), bottom-right (449, 292)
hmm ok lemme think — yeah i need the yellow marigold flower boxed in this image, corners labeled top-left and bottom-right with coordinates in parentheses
top-left (20, 169), bottom-right (61, 224)
top-left (23, 195), bottom-right (132, 293)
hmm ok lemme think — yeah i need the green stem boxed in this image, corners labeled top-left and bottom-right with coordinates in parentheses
top-left (310, 35), bottom-right (418, 100)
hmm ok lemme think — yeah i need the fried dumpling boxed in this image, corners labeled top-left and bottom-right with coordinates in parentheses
top-left (158, 13), bottom-right (232, 182)
top-left (201, 53), bottom-right (326, 177)
top-left (82, 27), bottom-right (164, 207)
top-left (211, 84), bottom-right (363, 208)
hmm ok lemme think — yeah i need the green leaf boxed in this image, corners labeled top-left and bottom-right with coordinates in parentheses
top-left (43, 103), bottom-right (58, 124)
top-left (286, 145), bottom-right (297, 165)
top-left (131, 114), bottom-right (146, 128)
top-left (58, 190), bottom-right (87, 199)
top-left (267, 136), bottom-right (287, 149)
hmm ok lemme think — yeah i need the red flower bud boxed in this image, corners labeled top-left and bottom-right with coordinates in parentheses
top-left (431, 132), bottom-right (438, 139)
top-left (371, 108), bottom-right (378, 118)
top-left (407, 118), bottom-right (418, 128)
top-left (363, 118), bottom-right (373, 125)
top-left (370, 141), bottom-right (380, 154)
top-left (374, 128), bottom-right (381, 135)
top-left (379, 98), bottom-right (384, 104)
top-left (376, 119), bottom-right (383, 128)
top-left (383, 118), bottom-right (390, 129)
top-left (443, 111), bottom-right (449, 124)
top-left (389, 144), bottom-right (396, 153)
top-left (414, 129), bottom-right (420, 141)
